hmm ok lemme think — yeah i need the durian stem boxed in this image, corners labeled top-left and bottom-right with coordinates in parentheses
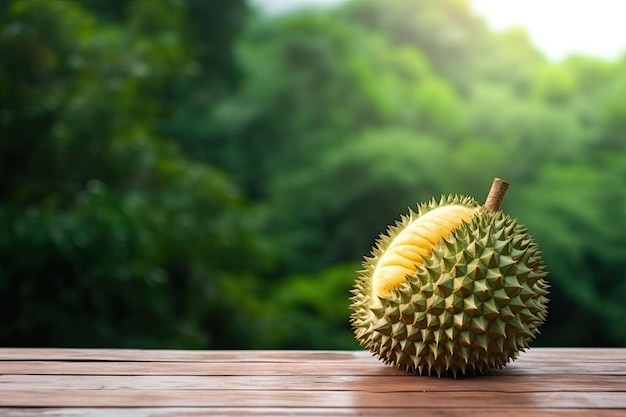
top-left (484, 178), bottom-right (509, 212)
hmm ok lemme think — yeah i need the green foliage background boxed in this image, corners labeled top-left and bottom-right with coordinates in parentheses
top-left (1, 0), bottom-right (624, 349)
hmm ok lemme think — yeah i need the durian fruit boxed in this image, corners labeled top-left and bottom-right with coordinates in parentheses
top-left (350, 178), bottom-right (548, 377)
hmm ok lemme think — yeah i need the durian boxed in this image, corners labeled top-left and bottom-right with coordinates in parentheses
top-left (350, 178), bottom-right (548, 377)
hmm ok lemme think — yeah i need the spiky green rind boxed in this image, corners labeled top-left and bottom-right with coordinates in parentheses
top-left (350, 199), bottom-right (549, 377)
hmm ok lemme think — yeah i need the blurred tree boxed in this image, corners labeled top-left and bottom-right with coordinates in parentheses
top-left (80, 0), bottom-right (129, 21)
top-left (0, 0), bottom-right (624, 350)
top-left (532, 64), bottom-right (577, 105)
top-left (264, 129), bottom-right (455, 274)
top-left (210, 10), bottom-right (466, 199)
top-left (512, 161), bottom-right (626, 346)
top-left (478, 27), bottom-right (546, 96)
top-left (234, 0), bottom-right (625, 348)
top-left (340, 0), bottom-right (491, 92)
top-left (0, 0), bottom-right (266, 348)
top-left (466, 85), bottom-right (590, 182)
top-left (251, 263), bottom-right (360, 349)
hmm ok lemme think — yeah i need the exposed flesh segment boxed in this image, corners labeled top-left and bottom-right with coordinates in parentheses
top-left (372, 205), bottom-right (476, 297)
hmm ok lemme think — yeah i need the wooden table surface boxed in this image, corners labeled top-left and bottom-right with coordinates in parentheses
top-left (0, 348), bottom-right (624, 416)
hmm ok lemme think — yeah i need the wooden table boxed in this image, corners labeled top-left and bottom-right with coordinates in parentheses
top-left (0, 348), bottom-right (624, 416)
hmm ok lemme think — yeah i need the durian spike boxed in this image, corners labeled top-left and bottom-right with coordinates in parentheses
top-left (484, 178), bottom-right (509, 212)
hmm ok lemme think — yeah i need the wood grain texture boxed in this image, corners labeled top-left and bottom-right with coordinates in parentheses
top-left (2, 408), bottom-right (626, 417)
top-left (2, 389), bottom-right (626, 408)
top-left (0, 348), bottom-right (624, 416)
top-left (1, 348), bottom-right (624, 362)
top-left (1, 359), bottom-right (625, 376)
top-left (1, 374), bottom-right (624, 391)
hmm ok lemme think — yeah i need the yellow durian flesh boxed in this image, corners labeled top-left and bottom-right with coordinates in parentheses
top-left (372, 204), bottom-right (477, 298)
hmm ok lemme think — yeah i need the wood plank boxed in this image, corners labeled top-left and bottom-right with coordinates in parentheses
top-left (0, 407), bottom-right (624, 417)
top-left (0, 374), bottom-right (624, 392)
top-left (1, 349), bottom-right (624, 415)
top-left (0, 360), bottom-right (400, 376)
top-left (1, 359), bottom-right (624, 376)
top-left (0, 349), bottom-right (363, 363)
top-left (0, 389), bottom-right (624, 408)
top-left (1, 408), bottom-right (625, 417)
top-left (1, 348), bottom-right (624, 363)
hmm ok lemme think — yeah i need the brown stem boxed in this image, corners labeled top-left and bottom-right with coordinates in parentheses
top-left (484, 178), bottom-right (509, 212)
